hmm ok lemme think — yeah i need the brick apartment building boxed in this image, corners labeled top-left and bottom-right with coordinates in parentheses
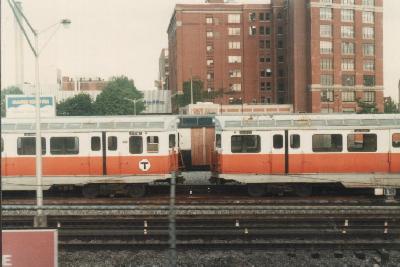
top-left (167, 0), bottom-right (383, 113)
top-left (156, 48), bottom-right (169, 90)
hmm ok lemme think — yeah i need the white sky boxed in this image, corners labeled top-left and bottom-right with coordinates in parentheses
top-left (1, 0), bottom-right (400, 101)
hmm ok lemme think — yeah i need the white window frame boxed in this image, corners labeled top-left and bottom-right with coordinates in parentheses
top-left (228, 14), bottom-right (240, 24)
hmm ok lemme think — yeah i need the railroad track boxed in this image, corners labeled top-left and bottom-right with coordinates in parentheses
top-left (2, 204), bottom-right (400, 250)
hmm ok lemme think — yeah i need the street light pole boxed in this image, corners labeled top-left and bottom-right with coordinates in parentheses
top-left (34, 33), bottom-right (44, 223)
top-left (7, 0), bottom-right (71, 227)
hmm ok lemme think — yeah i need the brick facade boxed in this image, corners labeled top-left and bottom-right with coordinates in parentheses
top-left (167, 0), bottom-right (384, 113)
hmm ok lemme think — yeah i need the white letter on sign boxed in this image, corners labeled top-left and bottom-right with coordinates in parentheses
top-left (2, 255), bottom-right (12, 266)
top-left (139, 159), bottom-right (151, 171)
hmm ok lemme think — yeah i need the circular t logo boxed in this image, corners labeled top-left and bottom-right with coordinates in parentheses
top-left (139, 159), bottom-right (151, 171)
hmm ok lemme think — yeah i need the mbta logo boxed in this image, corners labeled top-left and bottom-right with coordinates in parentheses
top-left (139, 159), bottom-right (151, 171)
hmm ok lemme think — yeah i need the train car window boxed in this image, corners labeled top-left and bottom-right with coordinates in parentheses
top-left (129, 136), bottom-right (143, 154)
top-left (169, 134), bottom-right (176, 148)
top-left (107, 136), bottom-right (118, 151)
top-left (312, 134), bottom-right (343, 152)
top-left (290, 134), bottom-right (301, 149)
top-left (91, 136), bottom-right (101, 151)
top-left (216, 134), bottom-right (221, 148)
top-left (1, 137), bottom-right (3, 152)
top-left (50, 137), bottom-right (79, 155)
top-left (147, 136), bottom-right (159, 153)
top-left (347, 133), bottom-right (377, 152)
top-left (17, 137), bottom-right (46, 155)
top-left (393, 133), bottom-right (400, 148)
top-left (231, 135), bottom-right (261, 153)
top-left (273, 135), bottom-right (283, 149)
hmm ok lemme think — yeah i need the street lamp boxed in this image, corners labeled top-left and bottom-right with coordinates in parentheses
top-left (124, 97), bottom-right (143, 115)
top-left (7, 0), bottom-right (71, 227)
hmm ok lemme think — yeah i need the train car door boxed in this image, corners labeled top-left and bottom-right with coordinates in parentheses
top-left (270, 131), bottom-right (286, 174)
top-left (390, 130), bottom-right (400, 173)
top-left (88, 133), bottom-right (103, 175)
top-left (105, 132), bottom-right (121, 175)
top-left (288, 131), bottom-right (303, 174)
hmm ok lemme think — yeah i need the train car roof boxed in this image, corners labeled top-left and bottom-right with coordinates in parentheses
top-left (214, 113), bottom-right (400, 131)
top-left (1, 115), bottom-right (178, 133)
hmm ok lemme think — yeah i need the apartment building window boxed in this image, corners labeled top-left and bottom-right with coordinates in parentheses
top-left (206, 31), bottom-right (213, 38)
top-left (207, 59), bottom-right (214, 66)
top-left (278, 69), bottom-right (285, 77)
top-left (320, 58), bottom-right (333, 70)
top-left (206, 17), bottom-right (213, 24)
top-left (342, 0), bottom-right (354, 5)
top-left (321, 90), bottom-right (334, 102)
top-left (363, 60), bottom-right (375, 71)
top-left (259, 40), bottom-right (270, 49)
top-left (320, 8), bottom-right (332, 20)
top-left (259, 13), bottom-right (265, 21)
top-left (260, 82), bottom-right (272, 91)
top-left (277, 12), bottom-right (283, 20)
top-left (341, 58), bottom-right (355, 71)
top-left (363, 27), bottom-right (374, 39)
top-left (260, 82), bottom-right (266, 91)
top-left (265, 27), bottom-right (271, 35)
top-left (230, 83), bottom-right (242, 92)
top-left (321, 74), bottom-right (333, 85)
top-left (342, 42), bottom-right (354, 54)
top-left (265, 12), bottom-right (271, 20)
top-left (207, 73), bottom-right (214, 80)
top-left (259, 26), bottom-right (265, 35)
top-left (278, 55), bottom-right (284, 63)
top-left (342, 91), bottom-right (355, 102)
top-left (277, 40), bottom-right (284, 49)
top-left (249, 26), bottom-right (256, 36)
top-left (363, 75), bottom-right (375, 86)
top-left (320, 41), bottom-right (333, 54)
top-left (320, 0), bottom-right (332, 3)
top-left (249, 12), bottom-right (256, 21)
top-left (228, 14), bottom-right (241, 23)
top-left (207, 45), bottom-right (213, 52)
top-left (320, 25), bottom-right (332, 37)
top-left (341, 9), bottom-right (354, 22)
top-left (363, 91), bottom-right (375, 102)
top-left (229, 69), bottom-right (241, 78)
top-left (342, 75), bottom-right (355, 86)
top-left (277, 26), bottom-right (284, 35)
top-left (229, 28), bottom-right (241, 36)
top-left (362, 0), bottom-right (374, 7)
top-left (363, 12), bottom-right (374, 23)
top-left (228, 56), bottom-right (242, 63)
top-left (341, 26), bottom-right (354, 38)
top-left (363, 44), bottom-right (375, 56)
top-left (278, 82), bottom-right (285, 91)
top-left (229, 42), bottom-right (240, 49)
top-left (260, 56), bottom-right (271, 63)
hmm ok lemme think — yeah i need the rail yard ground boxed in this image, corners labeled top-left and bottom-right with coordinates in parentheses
top-left (60, 249), bottom-right (400, 267)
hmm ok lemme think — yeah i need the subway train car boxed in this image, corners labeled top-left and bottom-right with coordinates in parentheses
top-left (1, 115), bottom-right (179, 197)
top-left (211, 114), bottom-right (400, 197)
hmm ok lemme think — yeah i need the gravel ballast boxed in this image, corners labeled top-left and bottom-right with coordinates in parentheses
top-left (59, 249), bottom-right (400, 267)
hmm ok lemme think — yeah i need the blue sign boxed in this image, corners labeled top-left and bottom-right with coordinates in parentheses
top-left (5, 95), bottom-right (56, 118)
top-left (7, 96), bottom-right (54, 108)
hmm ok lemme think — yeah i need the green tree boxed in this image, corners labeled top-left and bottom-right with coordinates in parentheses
top-left (176, 80), bottom-right (204, 107)
top-left (56, 93), bottom-right (95, 116)
top-left (1, 86), bottom-right (23, 117)
top-left (384, 97), bottom-right (399, 113)
top-left (93, 76), bottom-right (144, 115)
top-left (356, 98), bottom-right (378, 114)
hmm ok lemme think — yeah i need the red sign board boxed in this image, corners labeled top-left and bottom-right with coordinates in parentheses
top-left (2, 229), bottom-right (58, 267)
